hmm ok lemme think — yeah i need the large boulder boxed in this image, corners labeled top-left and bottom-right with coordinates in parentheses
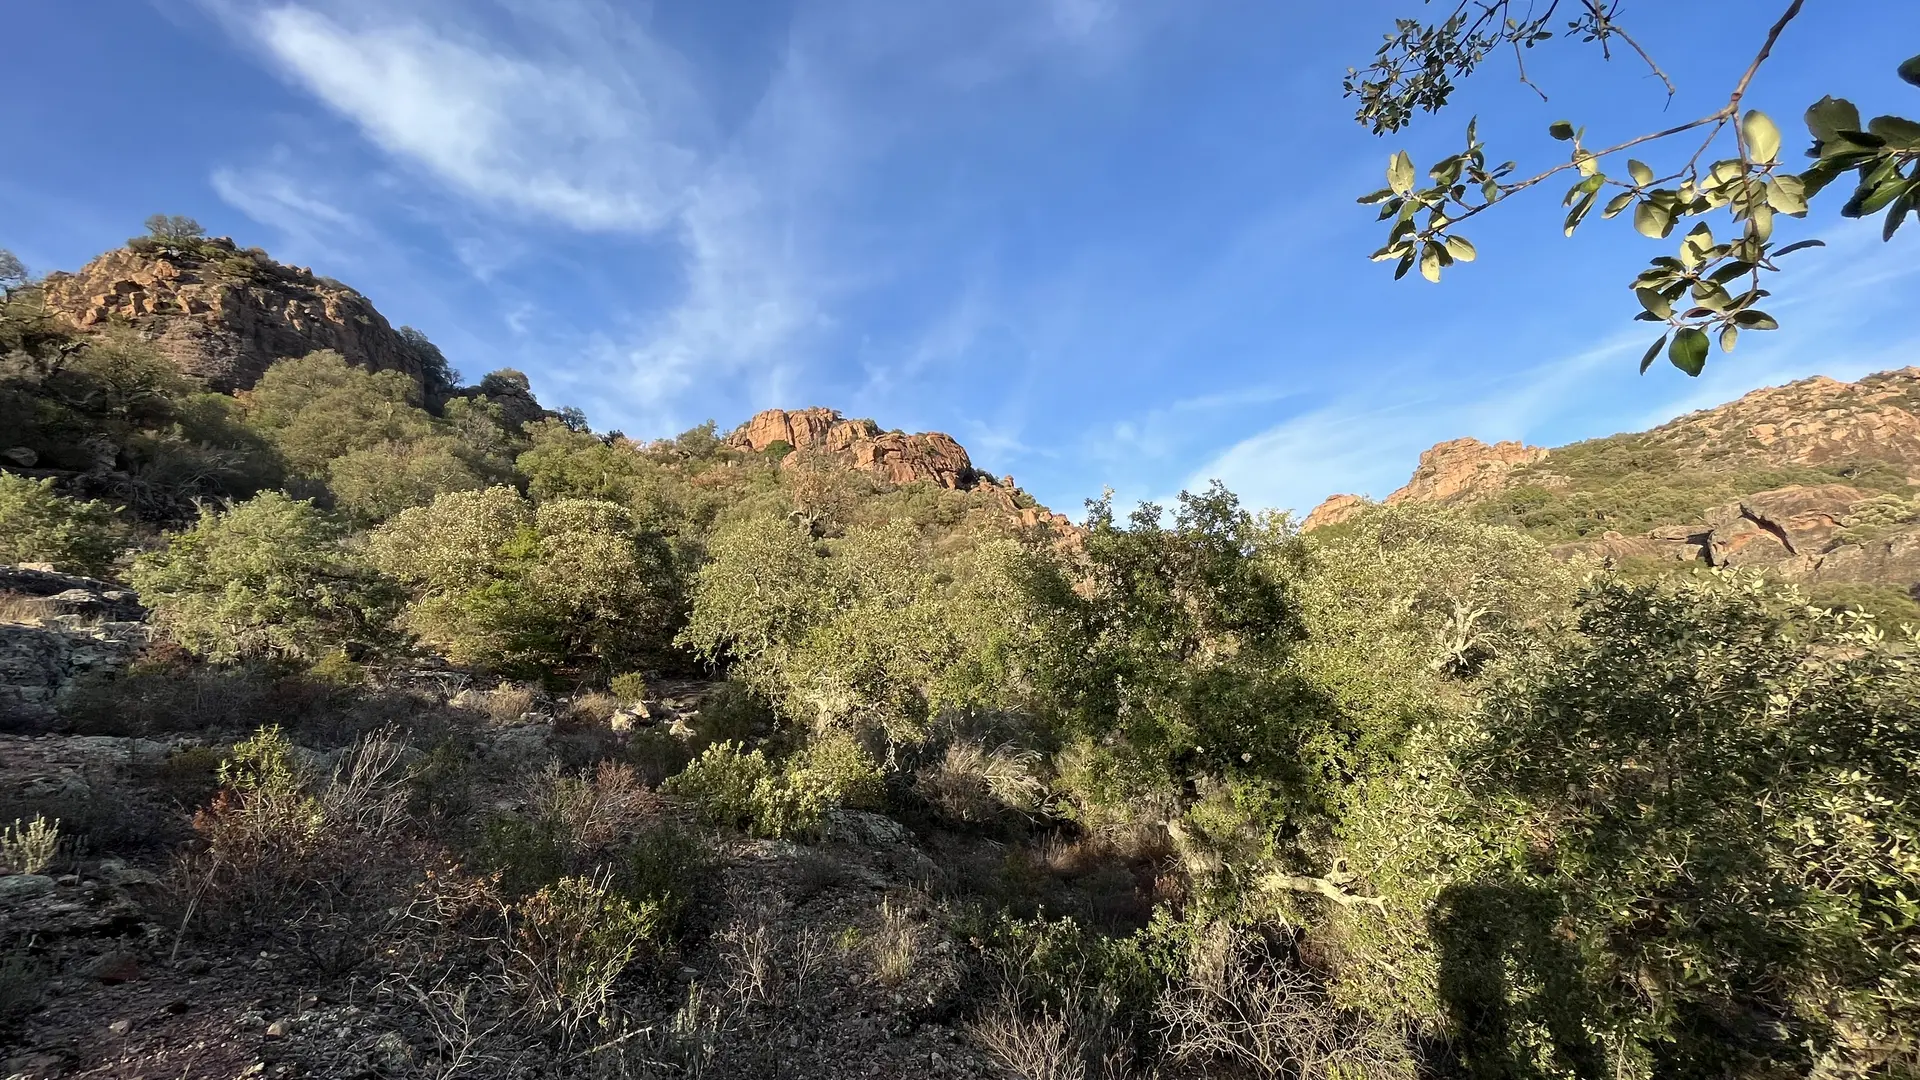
top-left (1702, 484), bottom-right (1869, 569)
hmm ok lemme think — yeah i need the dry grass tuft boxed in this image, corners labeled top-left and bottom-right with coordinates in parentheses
top-left (1157, 923), bottom-right (1414, 1080)
top-left (482, 683), bottom-right (538, 725)
top-left (0, 591), bottom-right (54, 626)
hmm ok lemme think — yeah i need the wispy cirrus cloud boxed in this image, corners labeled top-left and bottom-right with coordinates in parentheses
top-left (239, 3), bottom-right (708, 233)
top-left (203, 0), bottom-right (1149, 434)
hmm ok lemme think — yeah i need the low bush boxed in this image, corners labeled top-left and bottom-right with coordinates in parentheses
top-left (609, 672), bottom-right (648, 706)
top-left (508, 873), bottom-right (660, 1038)
top-left (177, 725), bottom-right (416, 961)
top-left (617, 820), bottom-right (715, 942)
top-left (663, 732), bottom-right (883, 839)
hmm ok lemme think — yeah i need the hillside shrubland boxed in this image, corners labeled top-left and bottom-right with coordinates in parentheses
top-left (2, 270), bottom-right (1917, 1079)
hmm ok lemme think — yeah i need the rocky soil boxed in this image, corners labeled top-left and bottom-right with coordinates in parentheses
top-left (0, 572), bottom-right (1060, 1080)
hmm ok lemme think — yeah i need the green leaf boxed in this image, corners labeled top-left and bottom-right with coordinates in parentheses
top-left (1733, 310), bottom-right (1779, 330)
top-left (1633, 201), bottom-right (1671, 239)
top-left (1766, 175), bottom-right (1809, 215)
top-left (1806, 97), bottom-right (1863, 144)
top-left (1742, 110), bottom-right (1782, 164)
top-left (1388, 151), bottom-right (1416, 196)
top-left (1634, 288), bottom-right (1673, 319)
top-left (1772, 239), bottom-right (1826, 257)
top-left (1669, 328), bottom-right (1708, 376)
top-left (1563, 190), bottom-right (1597, 236)
top-left (1444, 235), bottom-right (1477, 262)
top-left (1720, 325), bottom-right (1739, 354)
top-left (1847, 178), bottom-right (1914, 218)
top-left (1356, 188), bottom-right (1396, 205)
top-left (1900, 55), bottom-right (1920, 88)
top-left (1708, 261), bottom-right (1755, 284)
top-left (1885, 193), bottom-right (1913, 242)
top-left (1602, 192), bottom-right (1636, 219)
top-left (1393, 251), bottom-right (1415, 280)
top-left (1419, 242), bottom-right (1443, 283)
top-left (1627, 159), bottom-right (1654, 186)
top-left (1639, 334), bottom-right (1668, 374)
top-left (1868, 115), bottom-right (1920, 149)
top-left (1549, 120), bottom-right (1576, 141)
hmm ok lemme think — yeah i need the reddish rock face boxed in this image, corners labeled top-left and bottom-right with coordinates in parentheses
top-left (1301, 438), bottom-right (1542, 532)
top-left (1386, 437), bottom-right (1548, 506)
top-left (38, 238), bottom-right (425, 393)
top-left (727, 408), bottom-right (981, 490)
top-left (1301, 493), bottom-right (1369, 531)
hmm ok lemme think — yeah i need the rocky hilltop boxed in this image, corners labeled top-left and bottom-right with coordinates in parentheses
top-left (727, 407), bottom-right (1071, 531)
top-left (728, 407), bottom-right (982, 490)
top-left (1304, 367), bottom-right (1920, 604)
top-left (38, 236), bottom-right (427, 393)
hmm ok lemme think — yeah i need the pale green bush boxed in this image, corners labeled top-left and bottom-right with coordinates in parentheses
top-left (130, 492), bottom-right (400, 662)
top-left (0, 474), bottom-right (124, 575)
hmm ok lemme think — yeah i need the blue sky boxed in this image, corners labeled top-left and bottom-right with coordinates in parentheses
top-left (3, 1), bottom-right (1916, 519)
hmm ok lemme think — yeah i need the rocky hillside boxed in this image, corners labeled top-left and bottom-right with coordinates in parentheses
top-left (729, 407), bottom-right (1070, 529)
top-left (38, 236), bottom-right (429, 393)
top-left (1305, 367), bottom-right (1920, 608)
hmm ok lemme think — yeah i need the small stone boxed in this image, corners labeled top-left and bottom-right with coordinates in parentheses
top-left (88, 952), bottom-right (142, 984)
top-left (0, 874), bottom-right (55, 901)
top-left (675, 966), bottom-right (700, 983)
top-left (163, 999), bottom-right (189, 1015)
top-left (265, 1020), bottom-right (290, 1038)
top-left (109, 1019), bottom-right (133, 1036)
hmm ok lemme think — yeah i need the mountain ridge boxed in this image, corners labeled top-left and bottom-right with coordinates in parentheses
top-left (1303, 366), bottom-right (1920, 612)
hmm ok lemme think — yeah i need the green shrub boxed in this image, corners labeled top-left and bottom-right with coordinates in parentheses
top-left (618, 820), bottom-right (715, 941)
top-left (662, 741), bottom-right (772, 832)
top-left (786, 729), bottom-right (885, 813)
top-left (510, 875), bottom-right (660, 1033)
top-left (610, 672), bottom-right (649, 706)
top-left (477, 815), bottom-right (570, 897)
top-left (130, 493), bottom-right (401, 662)
top-left (369, 487), bottom-right (679, 673)
top-left (0, 474), bottom-right (124, 575)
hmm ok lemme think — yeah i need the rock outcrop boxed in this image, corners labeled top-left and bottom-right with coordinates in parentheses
top-left (1645, 367), bottom-right (1920, 470)
top-left (1299, 368), bottom-right (1920, 602)
top-left (1301, 493), bottom-right (1369, 531)
top-left (1387, 437), bottom-right (1548, 506)
top-left (38, 237), bottom-right (426, 393)
top-left (0, 568), bottom-right (150, 727)
top-left (1304, 437), bottom-right (1545, 528)
top-left (728, 407), bottom-right (983, 490)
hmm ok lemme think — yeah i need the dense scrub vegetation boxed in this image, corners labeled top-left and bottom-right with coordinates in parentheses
top-left (3, 272), bottom-right (1917, 1079)
top-left (1468, 430), bottom-right (1917, 543)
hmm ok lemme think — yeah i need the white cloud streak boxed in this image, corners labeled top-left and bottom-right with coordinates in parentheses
top-left (245, 3), bottom-right (707, 232)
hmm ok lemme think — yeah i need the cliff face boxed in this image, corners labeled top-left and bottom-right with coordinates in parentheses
top-left (727, 407), bottom-right (1072, 530)
top-left (1302, 367), bottom-right (1920, 601)
top-left (38, 237), bottom-right (424, 393)
top-left (1300, 437), bottom-right (1546, 529)
top-left (727, 407), bottom-right (982, 491)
